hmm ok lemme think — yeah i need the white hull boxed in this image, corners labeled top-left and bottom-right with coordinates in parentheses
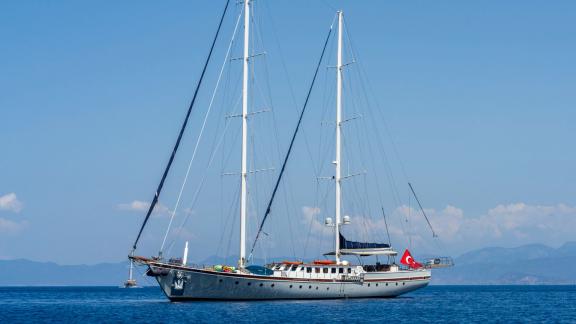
top-left (148, 263), bottom-right (430, 301)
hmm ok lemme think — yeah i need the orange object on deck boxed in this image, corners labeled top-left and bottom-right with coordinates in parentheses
top-left (313, 260), bottom-right (336, 265)
top-left (282, 261), bottom-right (304, 265)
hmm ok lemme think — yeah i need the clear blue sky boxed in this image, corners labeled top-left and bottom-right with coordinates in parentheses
top-left (1, 0), bottom-right (575, 265)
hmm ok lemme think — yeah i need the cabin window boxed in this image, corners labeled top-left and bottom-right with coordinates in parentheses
top-left (331, 268), bottom-right (337, 274)
top-left (315, 267), bottom-right (320, 273)
top-left (338, 268), bottom-right (344, 274)
top-left (290, 265), bottom-right (297, 271)
top-left (323, 268), bottom-right (328, 274)
top-left (306, 267), bottom-right (312, 273)
top-left (347, 268), bottom-right (352, 273)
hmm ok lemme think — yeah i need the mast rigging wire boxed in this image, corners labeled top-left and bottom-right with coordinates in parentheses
top-left (165, 119), bottom-right (233, 257)
top-left (131, 0), bottom-right (231, 252)
top-left (159, 6), bottom-right (244, 255)
top-left (408, 182), bottom-right (438, 238)
top-left (341, 20), bottom-right (411, 247)
top-left (381, 206), bottom-right (392, 246)
top-left (248, 17), bottom-right (336, 260)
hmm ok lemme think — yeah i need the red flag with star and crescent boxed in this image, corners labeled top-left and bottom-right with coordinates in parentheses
top-left (400, 249), bottom-right (423, 269)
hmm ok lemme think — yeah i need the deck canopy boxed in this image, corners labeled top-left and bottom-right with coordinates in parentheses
top-left (339, 233), bottom-right (389, 249)
top-left (324, 233), bottom-right (397, 256)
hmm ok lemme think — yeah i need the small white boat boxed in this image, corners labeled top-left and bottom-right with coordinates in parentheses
top-left (122, 259), bottom-right (139, 288)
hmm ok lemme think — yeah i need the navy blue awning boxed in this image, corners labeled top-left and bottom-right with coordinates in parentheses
top-left (339, 233), bottom-right (390, 249)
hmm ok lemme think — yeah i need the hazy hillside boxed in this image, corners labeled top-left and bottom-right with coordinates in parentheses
top-left (431, 242), bottom-right (576, 285)
top-left (0, 259), bottom-right (152, 286)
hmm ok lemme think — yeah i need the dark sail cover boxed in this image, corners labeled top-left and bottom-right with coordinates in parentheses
top-left (339, 233), bottom-right (390, 249)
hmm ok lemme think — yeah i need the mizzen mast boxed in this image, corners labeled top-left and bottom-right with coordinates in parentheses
top-left (334, 11), bottom-right (344, 264)
top-left (239, 0), bottom-right (250, 269)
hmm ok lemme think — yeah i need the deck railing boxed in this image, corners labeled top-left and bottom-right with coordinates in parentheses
top-left (423, 257), bottom-right (454, 269)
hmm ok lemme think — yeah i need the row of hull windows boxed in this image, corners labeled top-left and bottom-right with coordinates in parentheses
top-left (219, 279), bottom-right (406, 288)
top-left (273, 265), bottom-right (353, 274)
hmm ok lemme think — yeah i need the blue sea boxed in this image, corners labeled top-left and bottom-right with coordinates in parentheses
top-left (0, 286), bottom-right (574, 323)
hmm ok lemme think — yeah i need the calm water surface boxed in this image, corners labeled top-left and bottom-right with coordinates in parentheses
top-left (0, 286), bottom-right (574, 323)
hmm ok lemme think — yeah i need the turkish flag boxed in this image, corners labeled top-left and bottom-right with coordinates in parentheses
top-left (400, 249), bottom-right (423, 269)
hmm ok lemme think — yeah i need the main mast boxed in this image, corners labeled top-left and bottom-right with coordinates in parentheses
top-left (239, 0), bottom-right (250, 269)
top-left (334, 11), bottom-right (343, 264)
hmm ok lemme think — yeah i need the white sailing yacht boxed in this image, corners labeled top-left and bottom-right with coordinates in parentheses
top-left (129, 1), bottom-right (449, 300)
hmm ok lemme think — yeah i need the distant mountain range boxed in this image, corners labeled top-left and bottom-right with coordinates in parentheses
top-left (431, 242), bottom-right (576, 285)
top-left (1, 242), bottom-right (574, 286)
top-left (0, 259), bottom-right (139, 287)
top-left (0, 256), bottom-right (283, 287)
